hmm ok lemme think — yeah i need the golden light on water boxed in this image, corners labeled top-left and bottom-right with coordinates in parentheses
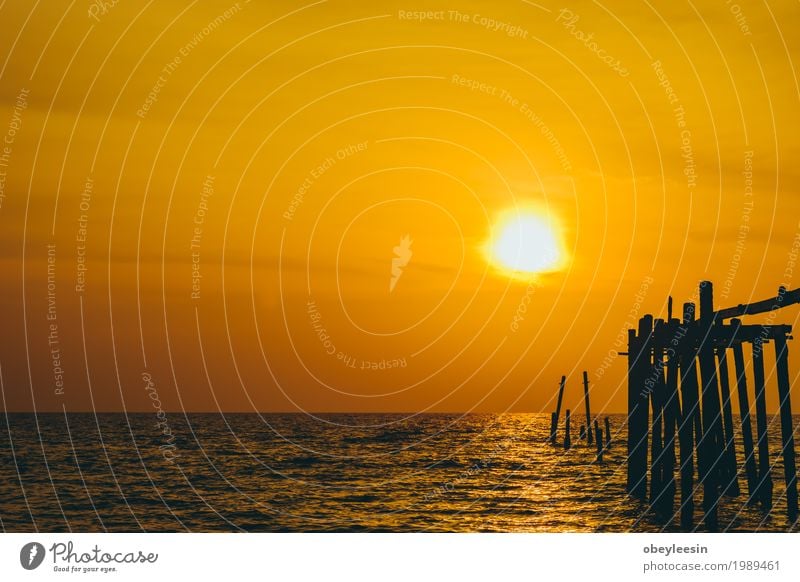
top-left (485, 207), bottom-right (567, 278)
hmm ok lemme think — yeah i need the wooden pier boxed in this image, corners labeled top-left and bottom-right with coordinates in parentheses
top-left (625, 281), bottom-right (799, 530)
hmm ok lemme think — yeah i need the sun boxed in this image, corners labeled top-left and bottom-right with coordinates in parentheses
top-left (484, 207), bottom-right (566, 278)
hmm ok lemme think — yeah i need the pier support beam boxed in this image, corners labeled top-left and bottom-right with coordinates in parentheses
top-left (627, 317), bottom-right (652, 500)
top-left (731, 322), bottom-right (758, 503)
top-left (773, 333), bottom-right (798, 523)
top-left (697, 281), bottom-right (722, 531)
top-left (583, 371), bottom-right (593, 445)
top-left (717, 347), bottom-right (740, 497)
top-left (551, 375), bottom-right (566, 444)
top-left (677, 303), bottom-right (700, 529)
top-left (752, 336), bottom-right (773, 511)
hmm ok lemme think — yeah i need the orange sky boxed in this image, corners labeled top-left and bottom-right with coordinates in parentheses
top-left (1, 0), bottom-right (799, 413)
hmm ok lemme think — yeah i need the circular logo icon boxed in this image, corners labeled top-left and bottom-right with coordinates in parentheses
top-left (20, 542), bottom-right (46, 570)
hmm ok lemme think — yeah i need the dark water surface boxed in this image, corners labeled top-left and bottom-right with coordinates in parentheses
top-left (0, 413), bottom-right (797, 532)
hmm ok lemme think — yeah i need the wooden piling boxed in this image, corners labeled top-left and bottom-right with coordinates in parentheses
top-left (594, 420), bottom-right (603, 463)
top-left (697, 281), bottom-right (722, 531)
top-left (564, 409), bottom-right (571, 450)
top-left (682, 303), bottom-right (703, 440)
top-left (660, 319), bottom-right (680, 518)
top-left (649, 319), bottom-right (666, 510)
top-left (579, 424), bottom-right (586, 440)
top-left (752, 336), bottom-right (773, 511)
top-left (716, 347), bottom-right (741, 497)
top-left (731, 322), bottom-right (758, 503)
top-left (677, 302), bottom-right (700, 530)
top-left (604, 417), bottom-right (611, 448)
top-left (551, 376), bottom-right (566, 444)
top-left (583, 371), bottom-right (593, 445)
top-left (773, 333), bottom-right (798, 522)
top-left (627, 317), bottom-right (652, 500)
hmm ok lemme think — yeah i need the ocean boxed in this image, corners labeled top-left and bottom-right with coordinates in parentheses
top-left (0, 413), bottom-right (797, 532)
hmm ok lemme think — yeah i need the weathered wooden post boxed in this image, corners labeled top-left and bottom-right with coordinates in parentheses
top-left (752, 336), bottom-right (773, 511)
top-left (716, 346), bottom-right (740, 497)
top-left (697, 281), bottom-right (723, 531)
top-left (551, 376), bottom-right (566, 444)
top-left (661, 318), bottom-right (680, 518)
top-left (583, 371), bottom-right (593, 445)
top-left (773, 332), bottom-right (798, 522)
top-left (649, 319), bottom-right (666, 510)
top-left (677, 302), bottom-right (700, 530)
top-left (564, 409), bottom-right (571, 450)
top-left (731, 320), bottom-right (758, 503)
top-left (682, 303), bottom-right (703, 439)
top-left (579, 425), bottom-right (586, 440)
top-left (604, 417), bottom-right (612, 448)
top-left (594, 420), bottom-right (603, 463)
top-left (627, 317), bottom-right (652, 500)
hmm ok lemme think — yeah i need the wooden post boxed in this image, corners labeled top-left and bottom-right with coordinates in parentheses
top-left (773, 332), bottom-right (798, 522)
top-left (564, 409), bottom-right (571, 450)
top-left (579, 425), bottom-right (586, 440)
top-left (627, 317), bottom-right (652, 500)
top-left (556, 375), bottom-right (566, 422)
top-left (595, 420), bottom-right (603, 463)
top-left (660, 318), bottom-right (680, 519)
top-left (604, 417), bottom-right (612, 448)
top-left (697, 281), bottom-right (722, 531)
top-left (677, 302), bottom-right (700, 530)
top-left (682, 303), bottom-right (703, 440)
top-left (583, 371), bottom-right (593, 445)
top-left (716, 346), bottom-right (741, 497)
top-left (551, 376), bottom-right (566, 444)
top-left (752, 336), bottom-right (773, 511)
top-left (649, 319), bottom-right (666, 510)
top-left (731, 321), bottom-right (758, 503)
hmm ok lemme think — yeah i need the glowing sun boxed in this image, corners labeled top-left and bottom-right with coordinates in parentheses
top-left (485, 208), bottom-right (565, 277)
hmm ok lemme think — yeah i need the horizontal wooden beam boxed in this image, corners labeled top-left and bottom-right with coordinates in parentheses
top-left (715, 287), bottom-right (800, 320)
top-left (643, 322), bottom-right (792, 346)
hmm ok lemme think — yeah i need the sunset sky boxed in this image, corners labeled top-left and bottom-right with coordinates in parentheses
top-left (1, 0), bottom-right (799, 414)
